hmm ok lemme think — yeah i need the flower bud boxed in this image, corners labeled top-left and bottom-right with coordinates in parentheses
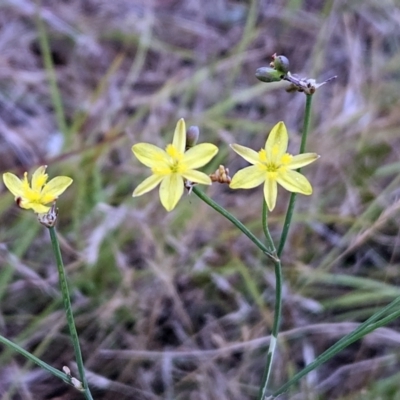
top-left (255, 67), bottom-right (283, 83)
top-left (273, 55), bottom-right (290, 74)
top-left (186, 126), bottom-right (199, 149)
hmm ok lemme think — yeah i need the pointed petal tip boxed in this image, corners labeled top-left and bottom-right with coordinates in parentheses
top-left (173, 119), bottom-right (186, 153)
top-left (3, 172), bottom-right (24, 197)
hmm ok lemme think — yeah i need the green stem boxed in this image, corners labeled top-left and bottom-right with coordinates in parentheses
top-left (192, 189), bottom-right (283, 397)
top-left (257, 94), bottom-right (313, 398)
top-left (278, 94), bottom-right (313, 257)
top-left (273, 295), bottom-right (400, 396)
top-left (262, 200), bottom-right (274, 253)
top-left (192, 187), bottom-right (277, 261)
top-left (49, 227), bottom-right (93, 400)
top-left (0, 334), bottom-right (70, 384)
top-left (258, 200), bottom-right (282, 399)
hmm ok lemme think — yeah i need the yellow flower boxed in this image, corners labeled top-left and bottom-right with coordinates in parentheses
top-left (132, 118), bottom-right (218, 211)
top-left (229, 121), bottom-right (319, 211)
top-left (3, 166), bottom-right (73, 214)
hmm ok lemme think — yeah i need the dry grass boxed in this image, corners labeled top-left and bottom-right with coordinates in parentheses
top-left (1, 0), bottom-right (400, 399)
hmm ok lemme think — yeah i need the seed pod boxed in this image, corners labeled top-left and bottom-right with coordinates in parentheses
top-left (273, 55), bottom-right (290, 74)
top-left (255, 67), bottom-right (283, 83)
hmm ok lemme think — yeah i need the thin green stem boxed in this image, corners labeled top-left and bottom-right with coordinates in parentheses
top-left (0, 334), bottom-right (70, 384)
top-left (192, 188), bottom-right (283, 397)
top-left (192, 187), bottom-right (277, 261)
top-left (273, 295), bottom-right (400, 396)
top-left (49, 227), bottom-right (93, 400)
top-left (257, 200), bottom-right (282, 400)
top-left (257, 94), bottom-right (313, 399)
top-left (278, 94), bottom-right (313, 257)
top-left (298, 94), bottom-right (313, 155)
top-left (262, 200), bottom-right (274, 253)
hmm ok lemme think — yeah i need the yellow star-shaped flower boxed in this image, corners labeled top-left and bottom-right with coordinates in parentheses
top-left (229, 121), bottom-right (319, 211)
top-left (3, 166), bottom-right (73, 214)
top-left (132, 118), bottom-right (218, 211)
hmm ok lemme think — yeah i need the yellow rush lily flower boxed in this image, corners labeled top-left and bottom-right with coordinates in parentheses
top-left (132, 118), bottom-right (218, 211)
top-left (3, 166), bottom-right (73, 214)
top-left (229, 121), bottom-right (319, 211)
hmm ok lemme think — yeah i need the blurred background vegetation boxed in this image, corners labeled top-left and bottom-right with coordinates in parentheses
top-left (0, 0), bottom-right (400, 399)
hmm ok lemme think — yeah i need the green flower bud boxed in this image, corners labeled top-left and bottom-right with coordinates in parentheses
top-left (255, 67), bottom-right (283, 83)
top-left (186, 125), bottom-right (199, 149)
top-left (273, 55), bottom-right (290, 74)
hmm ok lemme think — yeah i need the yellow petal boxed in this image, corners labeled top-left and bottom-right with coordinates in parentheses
top-left (265, 122), bottom-right (288, 162)
top-left (229, 165), bottom-right (265, 189)
top-left (277, 170), bottom-right (312, 195)
top-left (132, 174), bottom-right (164, 197)
top-left (287, 153), bottom-right (319, 169)
top-left (264, 177), bottom-right (278, 211)
top-left (159, 174), bottom-right (184, 211)
top-left (32, 166), bottom-right (48, 191)
top-left (230, 144), bottom-right (259, 165)
top-left (41, 177), bottom-right (73, 203)
top-left (172, 119), bottom-right (186, 154)
top-left (3, 173), bottom-right (24, 198)
top-left (25, 203), bottom-right (51, 213)
top-left (182, 170), bottom-right (212, 185)
top-left (183, 143), bottom-right (218, 169)
top-left (132, 143), bottom-right (169, 168)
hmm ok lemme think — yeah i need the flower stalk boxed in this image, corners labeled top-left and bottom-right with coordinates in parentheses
top-left (192, 186), bottom-right (277, 261)
top-left (258, 94), bottom-right (314, 399)
top-left (257, 200), bottom-right (283, 399)
top-left (278, 94), bottom-right (313, 255)
top-left (48, 226), bottom-right (93, 400)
